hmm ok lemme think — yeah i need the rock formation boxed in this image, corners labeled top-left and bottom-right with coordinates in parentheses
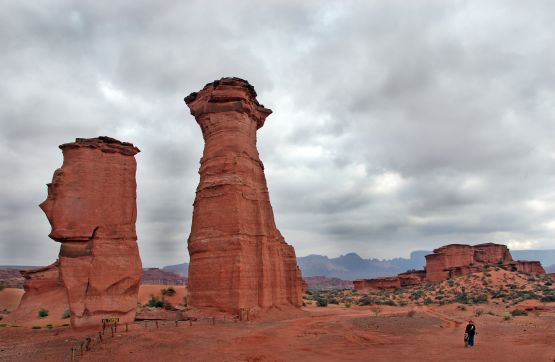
top-left (354, 242), bottom-right (545, 290)
top-left (5, 262), bottom-right (69, 324)
top-left (22, 136), bottom-right (142, 328)
top-left (184, 77), bottom-right (303, 313)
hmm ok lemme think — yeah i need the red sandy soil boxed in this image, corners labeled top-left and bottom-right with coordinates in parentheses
top-left (1, 302), bottom-right (554, 361)
top-left (137, 284), bottom-right (187, 306)
top-left (0, 288), bottom-right (24, 312)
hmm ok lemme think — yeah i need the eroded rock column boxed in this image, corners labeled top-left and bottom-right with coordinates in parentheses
top-left (39, 136), bottom-right (142, 327)
top-left (185, 77), bottom-right (303, 312)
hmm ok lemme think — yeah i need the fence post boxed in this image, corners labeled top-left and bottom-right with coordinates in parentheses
top-left (155, 320), bottom-right (159, 328)
top-left (71, 347), bottom-right (75, 361)
top-left (126, 323), bottom-right (129, 332)
top-left (111, 325), bottom-right (114, 337)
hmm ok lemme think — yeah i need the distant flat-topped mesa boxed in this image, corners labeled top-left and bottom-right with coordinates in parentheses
top-left (12, 137), bottom-right (142, 328)
top-left (354, 242), bottom-right (545, 291)
top-left (184, 77), bottom-right (303, 313)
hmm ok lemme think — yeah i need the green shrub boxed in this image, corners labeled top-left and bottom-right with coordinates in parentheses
top-left (316, 297), bottom-right (328, 307)
top-left (162, 287), bottom-right (176, 297)
top-left (38, 308), bottom-right (49, 318)
top-left (540, 295), bottom-right (555, 302)
top-left (147, 296), bottom-right (164, 308)
top-left (510, 309), bottom-right (528, 317)
top-left (61, 309), bottom-right (71, 319)
top-left (423, 297), bottom-right (433, 305)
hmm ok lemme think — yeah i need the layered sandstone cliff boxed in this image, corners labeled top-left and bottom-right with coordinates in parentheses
top-left (354, 242), bottom-right (545, 290)
top-left (14, 137), bottom-right (142, 328)
top-left (185, 77), bottom-right (303, 313)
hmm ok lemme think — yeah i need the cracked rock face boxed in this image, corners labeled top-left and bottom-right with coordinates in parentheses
top-left (37, 137), bottom-right (142, 328)
top-left (185, 78), bottom-right (303, 312)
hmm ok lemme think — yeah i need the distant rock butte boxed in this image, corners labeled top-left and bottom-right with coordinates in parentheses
top-left (354, 243), bottom-right (545, 291)
top-left (185, 77), bottom-right (303, 312)
top-left (14, 137), bottom-right (142, 328)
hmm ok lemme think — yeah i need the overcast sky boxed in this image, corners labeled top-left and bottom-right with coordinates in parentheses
top-left (1, 1), bottom-right (555, 267)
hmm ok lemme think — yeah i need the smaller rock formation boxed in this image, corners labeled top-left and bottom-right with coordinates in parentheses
top-left (12, 137), bottom-right (142, 328)
top-left (354, 242), bottom-right (545, 291)
top-left (5, 263), bottom-right (69, 324)
top-left (510, 261), bottom-right (545, 274)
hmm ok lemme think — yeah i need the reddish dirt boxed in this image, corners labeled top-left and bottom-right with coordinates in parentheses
top-left (137, 285), bottom-right (187, 306)
top-left (1, 303), bottom-right (553, 361)
top-left (0, 288), bottom-right (24, 311)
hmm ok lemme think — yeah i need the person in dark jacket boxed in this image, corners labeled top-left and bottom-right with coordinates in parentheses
top-left (464, 320), bottom-right (477, 347)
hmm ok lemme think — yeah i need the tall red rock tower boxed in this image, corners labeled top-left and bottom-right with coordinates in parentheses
top-left (39, 136), bottom-right (142, 328)
top-left (185, 77), bottom-right (303, 312)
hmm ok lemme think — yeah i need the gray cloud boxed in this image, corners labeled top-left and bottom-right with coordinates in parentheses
top-left (1, 1), bottom-right (555, 266)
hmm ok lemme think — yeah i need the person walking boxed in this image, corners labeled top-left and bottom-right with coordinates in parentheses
top-left (464, 320), bottom-right (477, 347)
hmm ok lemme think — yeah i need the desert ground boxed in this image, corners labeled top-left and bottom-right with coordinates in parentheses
top-left (1, 288), bottom-right (554, 362)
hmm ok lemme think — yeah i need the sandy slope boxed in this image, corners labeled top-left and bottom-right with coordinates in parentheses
top-left (0, 288), bottom-right (24, 311)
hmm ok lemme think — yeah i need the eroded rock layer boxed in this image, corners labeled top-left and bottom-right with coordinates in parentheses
top-left (354, 242), bottom-right (545, 290)
top-left (38, 137), bottom-right (142, 328)
top-left (185, 77), bottom-right (303, 312)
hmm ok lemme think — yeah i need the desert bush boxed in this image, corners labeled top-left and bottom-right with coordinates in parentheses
top-left (423, 297), bottom-right (433, 305)
top-left (487, 310), bottom-right (496, 316)
top-left (163, 287), bottom-right (176, 297)
top-left (0, 324), bottom-right (6, 327)
top-left (447, 279), bottom-right (455, 287)
top-left (503, 312), bottom-right (512, 321)
top-left (358, 296), bottom-right (373, 306)
top-left (46, 324), bottom-right (53, 329)
top-left (61, 323), bottom-right (70, 327)
top-left (469, 294), bottom-right (488, 304)
top-left (510, 309), bottom-right (528, 317)
top-left (61, 309), bottom-right (71, 319)
top-left (32, 326), bottom-right (41, 329)
top-left (344, 301), bottom-right (352, 308)
top-left (0, 283), bottom-right (5, 291)
top-left (328, 297), bottom-right (339, 304)
top-left (457, 305), bottom-right (467, 311)
top-left (540, 294), bottom-right (555, 302)
top-left (147, 296), bottom-right (164, 308)
top-left (410, 290), bottom-right (424, 300)
top-left (38, 308), bottom-right (49, 318)
top-left (316, 297), bottom-right (328, 307)
top-left (474, 308), bottom-right (484, 317)
top-left (407, 310), bottom-right (416, 318)
top-left (398, 300), bottom-right (408, 306)
top-left (370, 306), bottom-right (383, 317)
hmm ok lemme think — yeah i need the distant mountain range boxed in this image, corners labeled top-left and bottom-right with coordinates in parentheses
top-left (160, 249), bottom-right (555, 281)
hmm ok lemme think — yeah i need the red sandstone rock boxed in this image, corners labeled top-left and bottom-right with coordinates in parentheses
top-left (37, 137), bottom-right (142, 328)
top-left (512, 260), bottom-right (545, 274)
top-left (5, 263), bottom-right (69, 324)
top-left (353, 277), bottom-right (401, 291)
top-left (473, 243), bottom-right (512, 264)
top-left (425, 244), bottom-right (475, 282)
top-left (185, 78), bottom-right (303, 313)
top-left (353, 243), bottom-right (545, 292)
